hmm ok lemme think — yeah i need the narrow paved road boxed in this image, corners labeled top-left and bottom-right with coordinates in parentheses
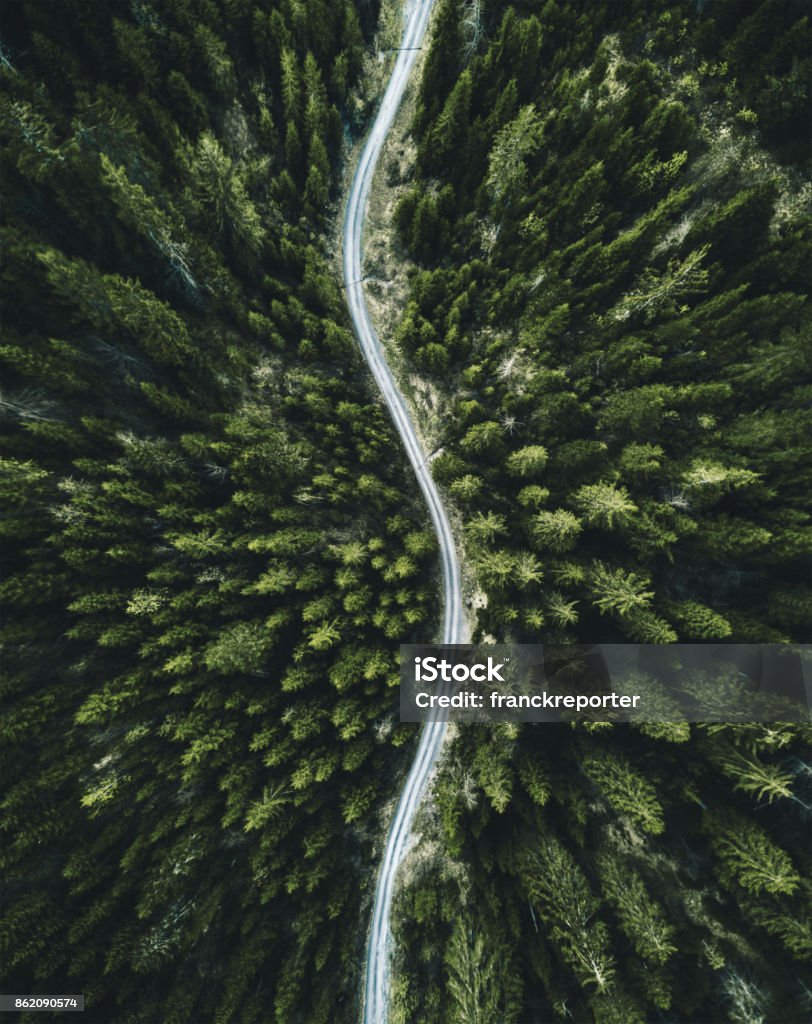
top-left (342, 1), bottom-right (466, 1021)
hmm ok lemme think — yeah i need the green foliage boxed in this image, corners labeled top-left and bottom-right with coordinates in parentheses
top-left (708, 811), bottom-right (802, 895)
top-left (668, 600), bottom-right (732, 639)
top-left (522, 832), bottom-right (616, 992)
top-left (445, 915), bottom-right (522, 1024)
top-left (393, 0), bottom-right (810, 654)
top-left (486, 104), bottom-right (543, 209)
top-left (388, 2), bottom-right (812, 1021)
top-left (588, 562), bottom-right (654, 617)
top-left (505, 444), bottom-right (548, 478)
top-left (532, 509), bottom-right (582, 553)
top-left (574, 483), bottom-right (638, 531)
top-left (597, 851), bottom-right (676, 964)
top-left (583, 753), bottom-right (665, 835)
top-left (0, 2), bottom-right (431, 1021)
top-left (4, 1), bottom-right (812, 1022)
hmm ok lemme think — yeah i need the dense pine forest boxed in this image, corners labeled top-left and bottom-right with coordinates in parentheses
top-left (386, 1), bottom-right (812, 1022)
top-left (1, 1), bottom-right (811, 1023)
top-left (1, 2), bottom-right (440, 1022)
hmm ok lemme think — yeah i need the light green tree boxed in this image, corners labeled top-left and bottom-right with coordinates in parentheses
top-left (708, 812), bottom-right (801, 895)
top-left (532, 509), bottom-right (582, 552)
top-left (574, 483), bottom-right (638, 529)
top-left (486, 104), bottom-right (542, 208)
top-left (445, 915), bottom-right (521, 1024)
top-left (506, 444), bottom-right (548, 477)
top-left (588, 562), bottom-right (654, 616)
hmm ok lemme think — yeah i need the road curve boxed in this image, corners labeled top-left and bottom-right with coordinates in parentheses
top-left (342, 1), bottom-right (466, 1021)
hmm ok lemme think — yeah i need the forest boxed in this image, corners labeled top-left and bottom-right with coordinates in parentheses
top-left (2, 1), bottom-right (440, 1022)
top-left (1, 0), bottom-right (810, 1023)
top-left (386, 1), bottom-right (812, 1022)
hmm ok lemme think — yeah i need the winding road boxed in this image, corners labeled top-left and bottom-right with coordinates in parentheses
top-left (342, 1), bottom-right (466, 1021)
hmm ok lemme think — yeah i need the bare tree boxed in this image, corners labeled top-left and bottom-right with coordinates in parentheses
top-left (461, 0), bottom-right (483, 61)
top-left (0, 386), bottom-right (59, 421)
